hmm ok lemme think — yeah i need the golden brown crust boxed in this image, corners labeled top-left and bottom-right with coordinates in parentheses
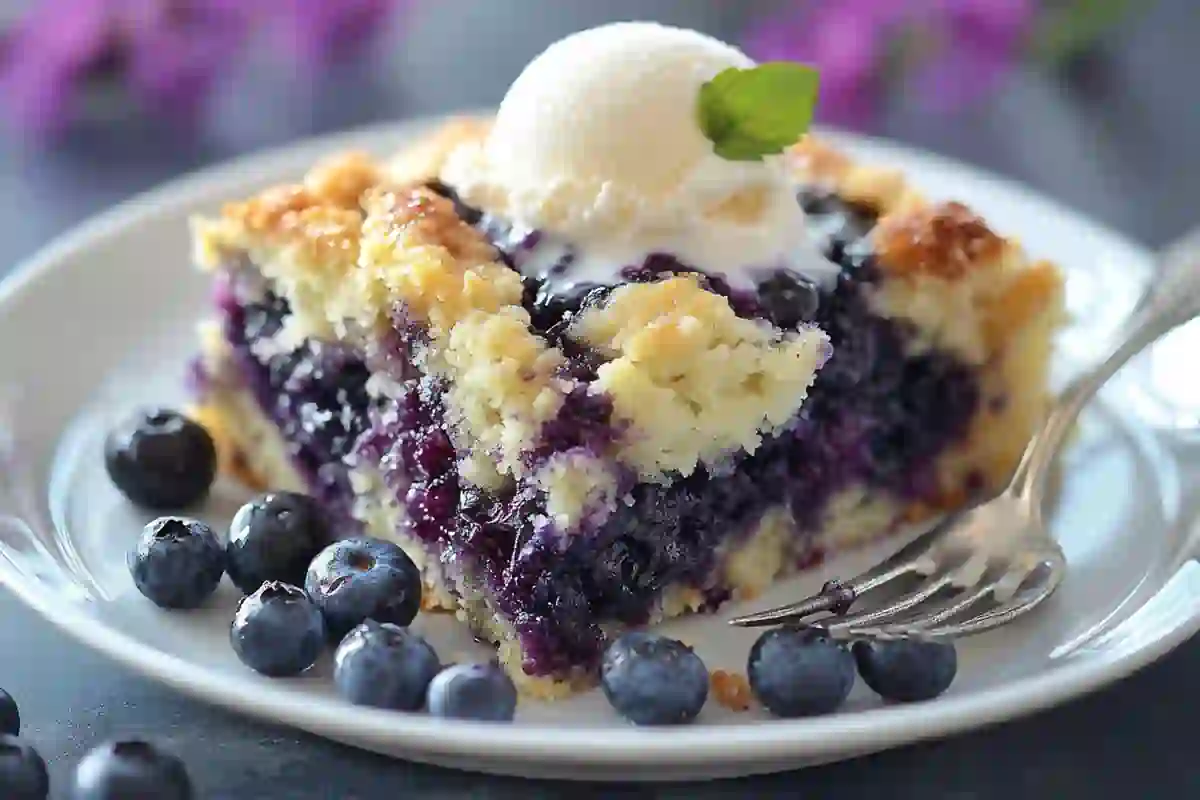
top-left (365, 185), bottom-right (497, 265)
top-left (872, 202), bottom-right (1006, 282)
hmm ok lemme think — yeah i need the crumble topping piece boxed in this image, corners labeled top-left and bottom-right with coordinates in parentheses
top-left (872, 201), bottom-right (1006, 282)
top-left (386, 116), bottom-right (492, 186)
top-left (869, 201), bottom-right (1064, 363)
top-left (356, 186), bottom-right (521, 339)
top-left (789, 137), bottom-right (925, 215)
top-left (571, 275), bottom-right (829, 478)
top-left (443, 308), bottom-right (566, 478)
top-left (710, 669), bottom-right (754, 712)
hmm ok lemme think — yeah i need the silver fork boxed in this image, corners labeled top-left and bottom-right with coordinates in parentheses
top-left (729, 229), bottom-right (1200, 639)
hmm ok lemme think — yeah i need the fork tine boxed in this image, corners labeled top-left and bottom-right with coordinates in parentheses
top-left (825, 572), bottom-right (958, 631)
top-left (727, 518), bottom-right (958, 628)
top-left (726, 556), bottom-right (936, 628)
top-left (726, 579), bottom-right (860, 629)
top-left (835, 553), bottom-right (1067, 640)
top-left (902, 579), bottom-right (1004, 628)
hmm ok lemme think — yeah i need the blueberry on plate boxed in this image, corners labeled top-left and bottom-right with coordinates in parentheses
top-left (128, 516), bottom-right (225, 610)
top-left (226, 491), bottom-right (332, 595)
top-left (230, 581), bottom-right (325, 677)
top-left (104, 408), bottom-right (217, 510)
top-left (0, 734), bottom-right (49, 800)
top-left (747, 626), bottom-right (855, 718)
top-left (305, 537), bottom-right (422, 642)
top-left (0, 687), bottom-right (18, 735)
top-left (72, 739), bottom-right (193, 800)
top-left (600, 632), bottom-right (709, 726)
top-left (852, 637), bottom-right (958, 703)
top-left (426, 662), bottom-right (518, 722)
top-left (334, 620), bottom-right (441, 711)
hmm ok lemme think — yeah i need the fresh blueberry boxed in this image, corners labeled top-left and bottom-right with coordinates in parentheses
top-left (333, 620), bottom-right (441, 711)
top-left (426, 662), bottom-right (518, 722)
top-left (600, 632), bottom-right (709, 726)
top-left (747, 626), bottom-right (855, 718)
top-left (128, 517), bottom-right (225, 610)
top-left (0, 735), bottom-right (48, 800)
top-left (226, 492), bottom-right (332, 595)
top-left (852, 637), bottom-right (958, 703)
top-left (104, 408), bottom-right (217, 510)
top-left (0, 688), bottom-right (18, 735)
top-left (72, 739), bottom-right (193, 799)
top-left (305, 537), bottom-right (422, 642)
top-left (756, 269), bottom-right (820, 330)
top-left (230, 581), bottom-right (325, 677)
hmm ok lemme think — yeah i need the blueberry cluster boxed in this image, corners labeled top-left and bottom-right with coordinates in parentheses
top-left (109, 411), bottom-right (519, 724)
top-left (595, 626), bottom-right (957, 727)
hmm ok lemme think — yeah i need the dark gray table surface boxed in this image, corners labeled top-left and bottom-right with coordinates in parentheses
top-left (2, 2), bottom-right (1199, 797)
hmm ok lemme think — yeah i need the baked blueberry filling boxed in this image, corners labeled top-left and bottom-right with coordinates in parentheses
top-left (206, 187), bottom-right (982, 680)
top-left (216, 282), bottom-right (375, 527)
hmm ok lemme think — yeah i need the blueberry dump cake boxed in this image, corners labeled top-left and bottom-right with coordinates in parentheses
top-left (188, 23), bottom-right (1064, 697)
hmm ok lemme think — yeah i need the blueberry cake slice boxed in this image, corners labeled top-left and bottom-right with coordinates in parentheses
top-left (189, 118), bottom-right (1063, 697)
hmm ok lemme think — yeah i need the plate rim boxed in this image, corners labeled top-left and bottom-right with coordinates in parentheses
top-left (2, 114), bottom-right (1198, 768)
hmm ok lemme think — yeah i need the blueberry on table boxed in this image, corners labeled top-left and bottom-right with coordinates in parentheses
top-left (852, 637), bottom-right (958, 703)
top-left (226, 491), bottom-right (332, 595)
top-left (104, 408), bottom-right (217, 510)
top-left (747, 626), bottom-right (855, 718)
top-left (0, 687), bottom-right (18, 735)
top-left (128, 516), bottom-right (225, 610)
top-left (305, 537), bottom-right (422, 642)
top-left (600, 632), bottom-right (709, 726)
top-left (334, 621), bottom-right (441, 711)
top-left (72, 739), bottom-right (193, 800)
top-left (0, 734), bottom-right (49, 800)
top-left (230, 581), bottom-right (325, 677)
top-left (426, 662), bottom-right (518, 722)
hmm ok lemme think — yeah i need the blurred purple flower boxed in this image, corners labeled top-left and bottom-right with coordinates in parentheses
top-left (907, 0), bottom-right (1037, 112)
top-left (743, 0), bottom-right (1037, 129)
top-left (264, 0), bottom-right (407, 68)
top-left (0, 0), bottom-right (408, 140)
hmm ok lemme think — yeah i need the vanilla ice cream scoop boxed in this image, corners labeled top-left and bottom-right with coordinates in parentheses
top-left (440, 22), bottom-right (836, 289)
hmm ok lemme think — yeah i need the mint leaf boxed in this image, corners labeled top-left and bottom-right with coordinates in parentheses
top-left (697, 62), bottom-right (820, 162)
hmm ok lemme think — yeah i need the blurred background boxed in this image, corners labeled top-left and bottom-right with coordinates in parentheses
top-left (0, 0), bottom-right (1196, 269)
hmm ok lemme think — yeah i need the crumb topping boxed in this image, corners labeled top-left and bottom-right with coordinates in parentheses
top-left (710, 670), bottom-right (754, 712)
top-left (303, 151), bottom-right (381, 209)
top-left (535, 451), bottom-right (620, 530)
top-left (356, 186), bottom-right (521, 338)
top-left (572, 275), bottom-right (829, 478)
top-left (788, 137), bottom-right (925, 215)
top-left (866, 201), bottom-right (1064, 363)
top-left (385, 116), bottom-right (492, 186)
top-left (872, 202), bottom-right (1006, 281)
top-left (442, 308), bottom-right (566, 476)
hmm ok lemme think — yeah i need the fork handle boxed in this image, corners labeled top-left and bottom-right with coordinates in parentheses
top-left (1011, 228), bottom-right (1200, 494)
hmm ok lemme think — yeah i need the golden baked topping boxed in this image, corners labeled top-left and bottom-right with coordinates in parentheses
top-left (873, 201), bottom-right (1006, 281)
top-left (572, 275), bottom-right (828, 477)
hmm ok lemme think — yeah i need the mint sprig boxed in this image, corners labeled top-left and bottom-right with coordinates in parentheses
top-left (697, 63), bottom-right (820, 162)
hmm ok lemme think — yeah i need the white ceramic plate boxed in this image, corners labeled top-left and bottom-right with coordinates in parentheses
top-left (2, 117), bottom-right (1199, 782)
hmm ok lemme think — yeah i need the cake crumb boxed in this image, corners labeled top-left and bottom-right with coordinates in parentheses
top-left (711, 670), bottom-right (754, 712)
